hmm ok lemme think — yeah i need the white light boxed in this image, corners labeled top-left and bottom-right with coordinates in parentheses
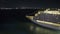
top-left (44, 11), bottom-right (60, 15)
top-left (36, 20), bottom-right (60, 26)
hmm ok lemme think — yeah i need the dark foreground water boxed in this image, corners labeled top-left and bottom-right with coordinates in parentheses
top-left (0, 16), bottom-right (60, 34)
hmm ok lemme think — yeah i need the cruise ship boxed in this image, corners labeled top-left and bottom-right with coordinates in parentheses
top-left (26, 9), bottom-right (60, 30)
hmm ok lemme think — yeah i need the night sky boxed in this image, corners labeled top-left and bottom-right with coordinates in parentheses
top-left (0, 0), bottom-right (60, 8)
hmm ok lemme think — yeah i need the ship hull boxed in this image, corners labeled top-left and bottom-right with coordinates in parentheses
top-left (30, 19), bottom-right (60, 30)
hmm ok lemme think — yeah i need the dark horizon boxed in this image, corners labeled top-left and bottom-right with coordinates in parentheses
top-left (0, 0), bottom-right (60, 8)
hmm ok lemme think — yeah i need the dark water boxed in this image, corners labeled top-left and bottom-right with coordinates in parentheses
top-left (0, 9), bottom-right (60, 34)
top-left (0, 16), bottom-right (60, 34)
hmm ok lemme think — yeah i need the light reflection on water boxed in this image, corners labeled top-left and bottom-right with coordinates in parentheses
top-left (0, 17), bottom-right (60, 34)
top-left (26, 23), bottom-right (60, 34)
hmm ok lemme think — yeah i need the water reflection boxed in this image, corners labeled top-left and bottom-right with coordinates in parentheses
top-left (26, 23), bottom-right (60, 34)
top-left (0, 16), bottom-right (60, 34)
